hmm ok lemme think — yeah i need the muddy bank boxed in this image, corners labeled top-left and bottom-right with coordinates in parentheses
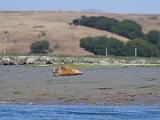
top-left (0, 66), bottom-right (160, 105)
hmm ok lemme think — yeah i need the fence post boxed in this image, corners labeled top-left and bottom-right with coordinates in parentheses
top-left (106, 48), bottom-right (108, 56)
top-left (3, 49), bottom-right (6, 56)
top-left (135, 48), bottom-right (137, 57)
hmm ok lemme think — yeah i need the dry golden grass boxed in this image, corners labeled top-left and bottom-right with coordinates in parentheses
top-left (0, 11), bottom-right (159, 55)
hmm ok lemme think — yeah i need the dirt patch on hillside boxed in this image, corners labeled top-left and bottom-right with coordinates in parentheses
top-left (0, 11), bottom-right (159, 55)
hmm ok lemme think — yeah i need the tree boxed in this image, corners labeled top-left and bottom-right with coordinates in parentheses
top-left (80, 37), bottom-right (95, 51)
top-left (118, 20), bottom-right (144, 39)
top-left (95, 17), bottom-right (120, 32)
top-left (73, 16), bottom-right (120, 33)
top-left (155, 42), bottom-right (160, 57)
top-left (80, 36), bottom-right (124, 56)
top-left (157, 41), bottom-right (160, 49)
top-left (147, 30), bottom-right (160, 44)
top-left (31, 40), bottom-right (50, 53)
top-left (125, 39), bottom-right (155, 57)
top-left (73, 17), bottom-right (144, 40)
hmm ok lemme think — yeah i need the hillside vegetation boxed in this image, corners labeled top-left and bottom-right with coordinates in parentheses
top-left (74, 16), bottom-right (160, 57)
top-left (0, 11), bottom-right (160, 55)
top-left (73, 16), bottom-right (144, 39)
top-left (80, 36), bottom-right (160, 57)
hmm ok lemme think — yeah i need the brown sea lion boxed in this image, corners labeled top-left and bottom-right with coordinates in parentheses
top-left (53, 66), bottom-right (83, 77)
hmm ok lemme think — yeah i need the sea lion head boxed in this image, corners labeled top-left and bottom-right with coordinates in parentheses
top-left (53, 67), bottom-right (59, 77)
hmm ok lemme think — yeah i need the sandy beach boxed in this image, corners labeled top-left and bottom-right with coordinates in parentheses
top-left (0, 65), bottom-right (160, 105)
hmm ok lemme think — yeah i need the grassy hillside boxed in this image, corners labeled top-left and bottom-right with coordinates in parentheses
top-left (0, 11), bottom-right (159, 55)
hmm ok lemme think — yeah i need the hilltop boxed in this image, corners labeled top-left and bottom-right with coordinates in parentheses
top-left (0, 11), bottom-right (159, 55)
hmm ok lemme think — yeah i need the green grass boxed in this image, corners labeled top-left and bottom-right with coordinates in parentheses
top-left (96, 87), bottom-right (113, 90)
top-left (13, 90), bottom-right (21, 95)
top-left (137, 85), bottom-right (157, 89)
top-left (27, 63), bottom-right (128, 68)
top-left (28, 63), bottom-right (160, 69)
top-left (46, 79), bottom-right (55, 84)
top-left (135, 64), bottom-right (160, 67)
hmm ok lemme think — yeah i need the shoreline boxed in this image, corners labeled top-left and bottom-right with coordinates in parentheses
top-left (0, 98), bottom-right (160, 106)
top-left (0, 96), bottom-right (160, 106)
top-left (0, 102), bottom-right (160, 106)
top-left (0, 55), bottom-right (160, 66)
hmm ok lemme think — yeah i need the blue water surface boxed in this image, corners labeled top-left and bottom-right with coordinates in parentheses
top-left (0, 104), bottom-right (160, 120)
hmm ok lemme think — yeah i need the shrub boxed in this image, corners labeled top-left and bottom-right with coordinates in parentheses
top-left (149, 16), bottom-right (158, 20)
top-left (155, 42), bottom-right (160, 57)
top-left (125, 39), bottom-right (155, 57)
top-left (157, 42), bottom-right (160, 49)
top-left (80, 36), bottom-right (124, 56)
top-left (96, 17), bottom-right (119, 32)
top-left (81, 36), bottom-right (160, 57)
top-left (80, 37), bottom-right (95, 51)
top-left (118, 20), bottom-right (144, 39)
top-left (147, 30), bottom-right (160, 44)
top-left (73, 16), bottom-right (120, 32)
top-left (73, 16), bottom-right (144, 40)
top-left (31, 40), bottom-right (50, 53)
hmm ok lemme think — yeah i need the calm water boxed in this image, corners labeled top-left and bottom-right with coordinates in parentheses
top-left (0, 104), bottom-right (160, 120)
